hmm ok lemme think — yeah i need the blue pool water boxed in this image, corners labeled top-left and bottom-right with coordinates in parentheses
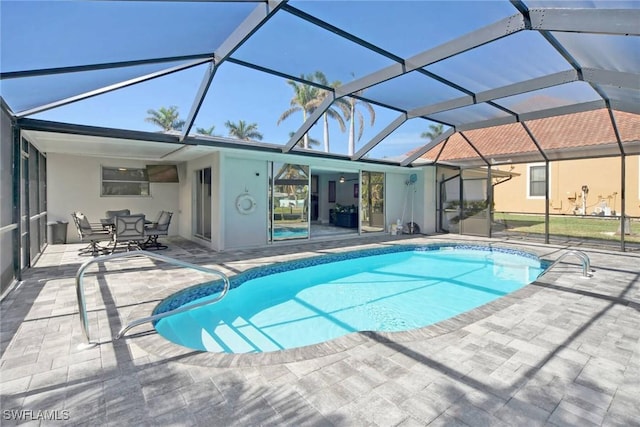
top-left (154, 245), bottom-right (545, 353)
top-left (273, 227), bottom-right (308, 239)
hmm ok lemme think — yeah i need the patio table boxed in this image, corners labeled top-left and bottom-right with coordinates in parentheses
top-left (100, 217), bottom-right (158, 250)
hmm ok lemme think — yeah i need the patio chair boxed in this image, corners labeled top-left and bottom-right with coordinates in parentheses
top-left (144, 211), bottom-right (173, 250)
top-left (71, 212), bottom-right (113, 256)
top-left (112, 214), bottom-right (146, 253)
top-left (105, 209), bottom-right (131, 220)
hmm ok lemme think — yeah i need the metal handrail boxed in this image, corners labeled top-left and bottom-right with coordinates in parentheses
top-left (539, 250), bottom-right (592, 278)
top-left (76, 250), bottom-right (230, 346)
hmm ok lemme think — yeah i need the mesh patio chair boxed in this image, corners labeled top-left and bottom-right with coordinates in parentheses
top-left (105, 209), bottom-right (131, 220)
top-left (148, 210), bottom-right (163, 227)
top-left (144, 211), bottom-right (173, 250)
top-left (71, 212), bottom-right (113, 256)
top-left (112, 214), bottom-right (146, 253)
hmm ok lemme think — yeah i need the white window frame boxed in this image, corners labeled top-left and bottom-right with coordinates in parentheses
top-left (101, 166), bottom-right (150, 197)
top-left (526, 163), bottom-right (549, 200)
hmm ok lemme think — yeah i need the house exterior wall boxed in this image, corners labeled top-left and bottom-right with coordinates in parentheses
top-left (44, 147), bottom-right (433, 251)
top-left (47, 153), bottom-right (180, 243)
top-left (222, 155), bottom-right (269, 250)
top-left (492, 156), bottom-right (640, 217)
top-left (421, 166), bottom-right (437, 234)
top-left (211, 149), bottom-right (430, 250)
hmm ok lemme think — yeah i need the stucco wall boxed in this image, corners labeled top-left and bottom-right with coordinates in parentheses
top-left (493, 156), bottom-right (640, 217)
top-left (223, 155), bottom-right (269, 250)
top-left (47, 153), bottom-right (180, 243)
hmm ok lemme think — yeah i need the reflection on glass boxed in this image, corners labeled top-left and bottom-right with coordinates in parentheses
top-left (272, 162), bottom-right (309, 241)
top-left (461, 171), bottom-right (489, 237)
top-left (361, 171), bottom-right (385, 232)
top-left (195, 167), bottom-right (212, 240)
top-left (439, 171), bottom-right (460, 233)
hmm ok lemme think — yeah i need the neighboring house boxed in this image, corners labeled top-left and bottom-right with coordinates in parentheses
top-left (419, 109), bottom-right (640, 218)
top-left (492, 157), bottom-right (640, 217)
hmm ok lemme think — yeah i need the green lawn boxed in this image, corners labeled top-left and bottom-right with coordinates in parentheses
top-left (493, 212), bottom-right (640, 243)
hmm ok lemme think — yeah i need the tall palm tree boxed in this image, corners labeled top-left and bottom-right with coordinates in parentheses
top-left (278, 74), bottom-right (322, 149)
top-left (345, 75), bottom-right (376, 156)
top-left (145, 106), bottom-right (185, 131)
top-left (274, 164), bottom-right (308, 220)
top-left (195, 125), bottom-right (218, 136)
top-left (312, 71), bottom-right (348, 153)
top-left (421, 123), bottom-right (444, 141)
top-left (224, 120), bottom-right (263, 141)
top-left (288, 131), bottom-right (320, 148)
top-left (346, 96), bottom-right (376, 156)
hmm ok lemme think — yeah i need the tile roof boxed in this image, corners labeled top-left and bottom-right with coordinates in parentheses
top-left (420, 109), bottom-right (639, 164)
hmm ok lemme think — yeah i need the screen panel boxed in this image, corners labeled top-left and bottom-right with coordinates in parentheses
top-left (289, 0), bottom-right (518, 59)
top-left (1, 1), bottom-right (255, 72)
top-left (231, 10), bottom-right (397, 85)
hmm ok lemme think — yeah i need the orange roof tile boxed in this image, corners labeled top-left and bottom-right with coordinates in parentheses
top-left (417, 109), bottom-right (639, 163)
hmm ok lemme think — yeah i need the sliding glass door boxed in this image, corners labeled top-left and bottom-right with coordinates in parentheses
top-left (361, 171), bottom-right (385, 233)
top-left (194, 167), bottom-right (211, 240)
top-left (270, 162), bottom-right (309, 241)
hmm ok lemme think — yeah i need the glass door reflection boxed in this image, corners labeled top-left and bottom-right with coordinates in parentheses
top-left (194, 167), bottom-right (211, 240)
top-left (460, 169), bottom-right (489, 237)
top-left (361, 171), bottom-right (385, 232)
top-left (272, 162), bottom-right (309, 241)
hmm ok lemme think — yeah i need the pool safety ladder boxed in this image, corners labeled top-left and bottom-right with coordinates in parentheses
top-left (75, 250), bottom-right (230, 349)
top-left (539, 250), bottom-right (593, 279)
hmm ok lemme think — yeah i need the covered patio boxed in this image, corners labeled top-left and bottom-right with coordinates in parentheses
top-left (2, 2), bottom-right (638, 285)
top-left (1, 1), bottom-right (639, 425)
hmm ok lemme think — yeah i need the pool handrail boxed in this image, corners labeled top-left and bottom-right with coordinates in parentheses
top-left (539, 250), bottom-right (592, 278)
top-left (76, 250), bottom-right (230, 346)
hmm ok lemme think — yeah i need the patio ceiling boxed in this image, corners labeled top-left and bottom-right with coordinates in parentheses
top-left (1, 1), bottom-right (638, 167)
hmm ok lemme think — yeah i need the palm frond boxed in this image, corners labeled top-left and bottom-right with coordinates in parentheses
top-left (278, 107), bottom-right (300, 125)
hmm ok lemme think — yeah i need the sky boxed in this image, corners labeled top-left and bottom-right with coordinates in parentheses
top-left (1, 0), bottom-right (635, 159)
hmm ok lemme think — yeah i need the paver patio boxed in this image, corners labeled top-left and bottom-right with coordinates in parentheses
top-left (1, 234), bottom-right (639, 426)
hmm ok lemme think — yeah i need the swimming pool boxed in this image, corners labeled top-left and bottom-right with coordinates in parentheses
top-left (154, 244), bottom-right (546, 353)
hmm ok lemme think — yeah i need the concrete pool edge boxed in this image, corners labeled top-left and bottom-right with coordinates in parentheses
top-left (123, 239), bottom-right (557, 367)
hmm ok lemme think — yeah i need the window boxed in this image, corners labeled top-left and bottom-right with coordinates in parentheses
top-left (101, 166), bottom-right (150, 196)
top-left (528, 164), bottom-right (546, 198)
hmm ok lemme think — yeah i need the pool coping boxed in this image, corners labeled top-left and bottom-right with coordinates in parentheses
top-left (124, 240), bottom-right (559, 367)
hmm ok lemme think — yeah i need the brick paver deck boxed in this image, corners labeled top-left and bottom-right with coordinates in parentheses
top-left (1, 234), bottom-right (638, 426)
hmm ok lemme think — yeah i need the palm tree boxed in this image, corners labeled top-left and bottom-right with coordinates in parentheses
top-left (345, 76), bottom-right (376, 156)
top-left (274, 163), bottom-right (308, 220)
top-left (288, 131), bottom-right (321, 148)
top-left (421, 123), bottom-right (444, 141)
top-left (145, 106), bottom-right (185, 131)
top-left (278, 74), bottom-right (322, 149)
top-left (312, 71), bottom-right (348, 153)
top-left (224, 120), bottom-right (263, 141)
top-left (195, 125), bottom-right (218, 136)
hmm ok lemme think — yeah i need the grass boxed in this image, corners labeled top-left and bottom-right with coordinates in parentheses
top-left (493, 212), bottom-right (640, 243)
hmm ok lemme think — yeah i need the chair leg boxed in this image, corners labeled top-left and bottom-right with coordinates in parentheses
top-left (143, 235), bottom-right (167, 250)
top-left (91, 241), bottom-right (101, 257)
